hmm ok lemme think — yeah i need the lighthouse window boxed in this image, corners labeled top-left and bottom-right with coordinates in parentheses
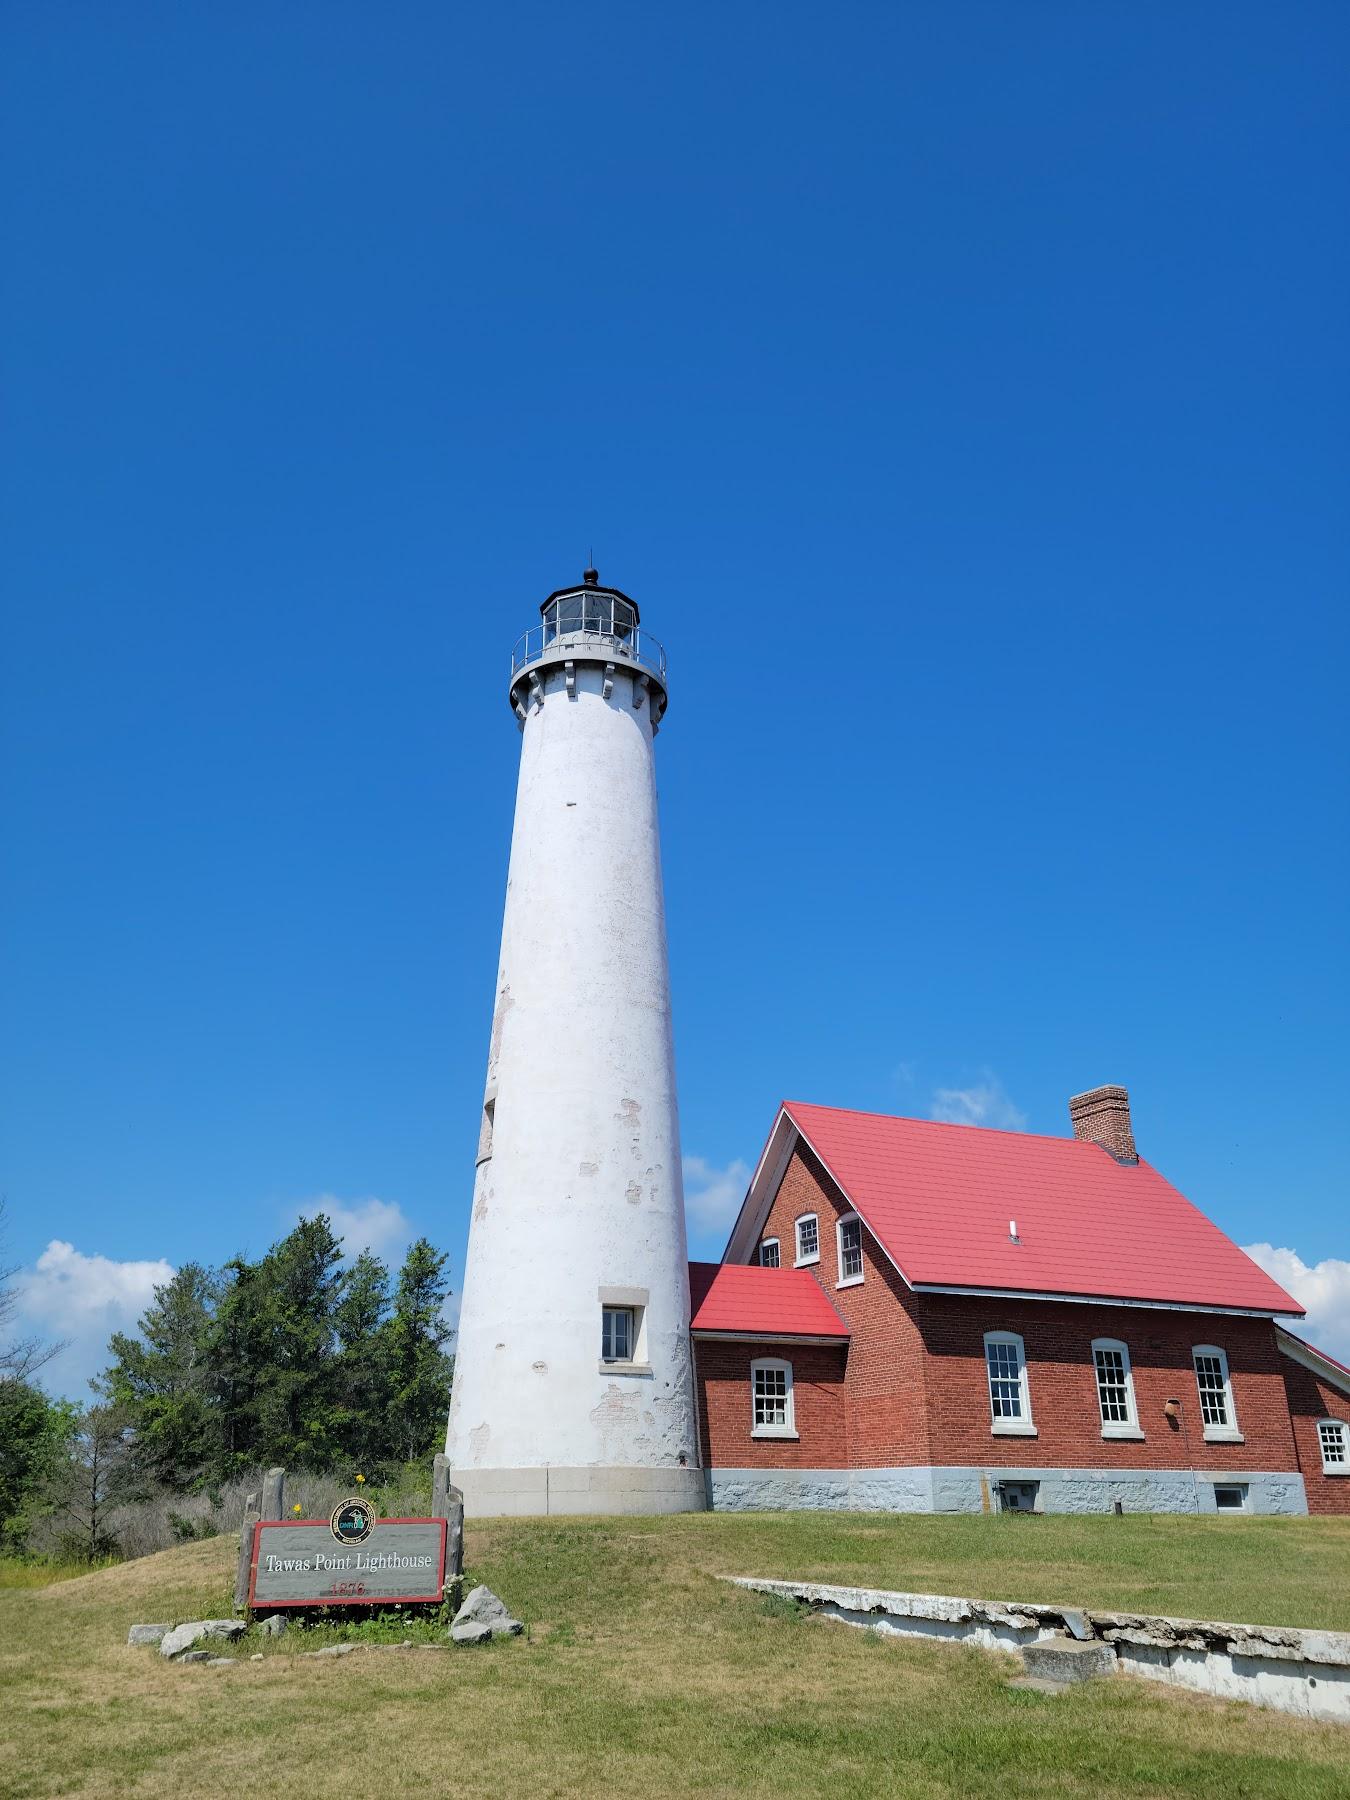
top-left (759, 1239), bottom-right (781, 1268)
top-left (601, 1306), bottom-right (634, 1363)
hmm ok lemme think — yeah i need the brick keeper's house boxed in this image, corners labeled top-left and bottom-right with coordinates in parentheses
top-left (688, 1086), bottom-right (1350, 1516)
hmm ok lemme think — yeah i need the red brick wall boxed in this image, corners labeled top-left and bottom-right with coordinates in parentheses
top-left (694, 1338), bottom-right (847, 1468)
top-left (737, 1141), bottom-right (1305, 1481)
top-left (1280, 1357), bottom-right (1350, 1515)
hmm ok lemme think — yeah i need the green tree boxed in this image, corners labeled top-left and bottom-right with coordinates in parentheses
top-left (0, 1381), bottom-right (73, 1552)
top-left (384, 1238), bottom-right (454, 1464)
top-left (49, 1400), bottom-right (134, 1561)
top-left (102, 1263), bottom-right (218, 1489)
top-left (333, 1250), bottom-right (391, 1467)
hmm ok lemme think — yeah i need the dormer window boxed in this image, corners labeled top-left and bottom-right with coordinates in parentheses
top-left (794, 1215), bottom-right (820, 1266)
top-left (759, 1238), bottom-right (781, 1268)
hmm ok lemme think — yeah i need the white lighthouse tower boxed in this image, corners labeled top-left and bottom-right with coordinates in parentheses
top-left (445, 570), bottom-right (704, 1516)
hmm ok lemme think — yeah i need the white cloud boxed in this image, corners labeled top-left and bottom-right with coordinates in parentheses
top-left (19, 1240), bottom-right (175, 1401)
top-left (293, 1196), bottom-right (412, 1261)
top-left (929, 1073), bottom-right (1027, 1132)
top-left (683, 1155), bottom-right (752, 1237)
top-left (1241, 1243), bottom-right (1350, 1364)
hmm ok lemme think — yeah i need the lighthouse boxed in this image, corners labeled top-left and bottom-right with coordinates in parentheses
top-left (445, 570), bottom-right (704, 1516)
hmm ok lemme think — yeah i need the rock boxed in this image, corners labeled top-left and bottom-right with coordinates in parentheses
top-left (127, 1624), bottom-right (171, 1647)
top-left (303, 1643), bottom-right (362, 1657)
top-left (160, 1623), bottom-right (210, 1659)
top-left (204, 1657), bottom-right (236, 1667)
top-left (259, 1613), bottom-right (288, 1637)
top-left (452, 1620), bottom-right (494, 1646)
top-left (451, 1585), bottom-right (523, 1640)
top-left (160, 1618), bottom-right (248, 1658)
top-left (1020, 1637), bottom-right (1117, 1685)
top-left (250, 1654), bottom-right (264, 1662)
top-left (177, 1651), bottom-right (212, 1664)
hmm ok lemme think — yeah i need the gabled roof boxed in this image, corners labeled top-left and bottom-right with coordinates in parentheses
top-left (689, 1260), bottom-right (850, 1341)
top-left (725, 1101), bottom-right (1303, 1318)
top-left (1277, 1327), bottom-right (1350, 1398)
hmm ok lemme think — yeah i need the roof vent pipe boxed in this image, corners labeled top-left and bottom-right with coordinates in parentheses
top-left (1009, 1219), bottom-right (1020, 1244)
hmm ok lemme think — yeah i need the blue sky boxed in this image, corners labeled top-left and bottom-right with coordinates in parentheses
top-left (3, 3), bottom-right (1347, 1394)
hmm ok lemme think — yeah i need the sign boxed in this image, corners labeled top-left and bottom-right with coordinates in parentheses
top-left (248, 1516), bottom-right (447, 1608)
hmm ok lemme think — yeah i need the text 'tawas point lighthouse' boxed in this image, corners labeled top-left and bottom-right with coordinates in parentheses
top-left (445, 569), bottom-right (705, 1516)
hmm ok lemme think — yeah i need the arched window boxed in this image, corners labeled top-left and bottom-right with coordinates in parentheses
top-left (984, 1331), bottom-right (1035, 1434)
top-left (1091, 1338), bottom-right (1141, 1437)
top-left (836, 1212), bottom-right (864, 1287)
top-left (750, 1358), bottom-right (796, 1437)
top-left (1192, 1345), bottom-right (1242, 1441)
top-left (794, 1214), bottom-right (820, 1266)
top-left (759, 1238), bottom-right (780, 1269)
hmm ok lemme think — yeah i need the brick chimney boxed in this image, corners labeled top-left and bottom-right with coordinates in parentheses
top-left (1069, 1084), bottom-right (1137, 1163)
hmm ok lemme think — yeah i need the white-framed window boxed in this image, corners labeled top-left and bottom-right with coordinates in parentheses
top-left (1213, 1482), bottom-right (1248, 1512)
top-left (1092, 1338), bottom-right (1141, 1437)
top-left (759, 1238), bottom-right (781, 1269)
top-left (794, 1214), bottom-right (820, 1266)
top-left (601, 1306), bottom-right (634, 1363)
top-left (1192, 1345), bottom-right (1242, 1440)
top-left (751, 1358), bottom-right (796, 1437)
top-left (1318, 1418), bottom-right (1348, 1474)
top-left (836, 1213), bottom-right (864, 1287)
top-left (984, 1331), bottom-right (1035, 1434)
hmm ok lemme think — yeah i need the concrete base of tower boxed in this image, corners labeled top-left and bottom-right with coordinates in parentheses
top-left (453, 1464), bottom-right (708, 1518)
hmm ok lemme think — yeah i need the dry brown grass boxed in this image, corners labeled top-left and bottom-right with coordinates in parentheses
top-left (2, 1512), bottom-right (1347, 1798)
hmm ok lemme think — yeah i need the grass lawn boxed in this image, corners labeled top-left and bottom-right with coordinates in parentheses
top-left (2, 1512), bottom-right (1347, 1798)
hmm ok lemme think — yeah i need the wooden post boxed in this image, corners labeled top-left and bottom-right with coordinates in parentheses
top-left (260, 1466), bottom-right (286, 1521)
top-left (234, 1490), bottom-right (260, 1614)
top-left (432, 1453), bottom-right (465, 1601)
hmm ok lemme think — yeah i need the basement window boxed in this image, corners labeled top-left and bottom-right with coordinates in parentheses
top-left (751, 1358), bottom-right (796, 1438)
top-left (794, 1214), bottom-right (820, 1267)
top-left (1213, 1483), bottom-right (1248, 1512)
top-left (1319, 1419), bottom-right (1348, 1474)
top-left (759, 1238), bottom-right (781, 1269)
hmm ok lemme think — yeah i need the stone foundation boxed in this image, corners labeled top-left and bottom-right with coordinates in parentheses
top-left (706, 1464), bottom-right (1308, 1515)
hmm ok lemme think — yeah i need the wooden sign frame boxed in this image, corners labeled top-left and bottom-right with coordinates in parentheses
top-left (247, 1515), bottom-right (448, 1609)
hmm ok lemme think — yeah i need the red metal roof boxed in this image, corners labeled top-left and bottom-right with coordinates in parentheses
top-left (777, 1101), bottom-right (1303, 1316)
top-left (689, 1260), bottom-right (850, 1339)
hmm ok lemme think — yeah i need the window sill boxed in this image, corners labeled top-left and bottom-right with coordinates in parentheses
top-left (597, 1361), bottom-right (653, 1378)
top-left (751, 1428), bottom-right (799, 1441)
top-left (1321, 1466), bottom-right (1349, 1477)
top-left (836, 1275), bottom-right (864, 1290)
top-left (794, 1254), bottom-right (820, 1269)
top-left (1101, 1426), bottom-right (1145, 1441)
top-left (991, 1421), bottom-right (1038, 1437)
top-left (1202, 1427), bottom-right (1245, 1444)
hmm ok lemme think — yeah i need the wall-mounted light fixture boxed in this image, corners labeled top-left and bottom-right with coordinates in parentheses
top-left (1163, 1397), bottom-right (1181, 1421)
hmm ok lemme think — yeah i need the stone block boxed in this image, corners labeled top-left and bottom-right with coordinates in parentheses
top-left (1021, 1637), bottom-right (1117, 1684)
top-left (127, 1624), bottom-right (171, 1647)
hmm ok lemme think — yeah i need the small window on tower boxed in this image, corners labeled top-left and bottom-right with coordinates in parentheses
top-left (476, 1096), bottom-right (496, 1166)
top-left (601, 1306), bottom-right (634, 1363)
top-left (759, 1239), bottom-right (781, 1268)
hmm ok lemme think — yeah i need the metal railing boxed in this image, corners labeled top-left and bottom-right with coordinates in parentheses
top-left (510, 619), bottom-right (667, 683)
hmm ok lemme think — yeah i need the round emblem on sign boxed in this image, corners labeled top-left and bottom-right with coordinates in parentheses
top-left (330, 1497), bottom-right (376, 1544)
